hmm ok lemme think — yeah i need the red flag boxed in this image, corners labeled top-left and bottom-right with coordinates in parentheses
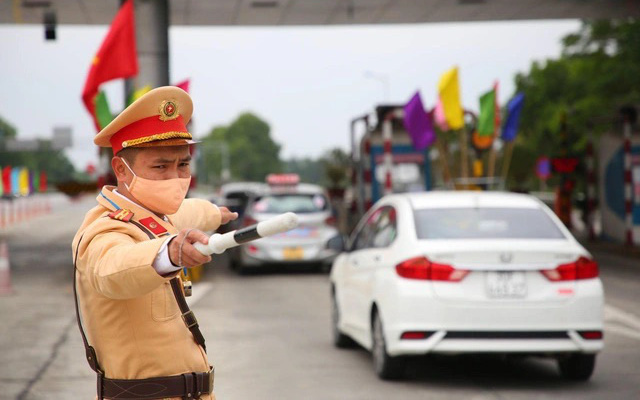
top-left (175, 79), bottom-right (190, 93)
top-left (82, 0), bottom-right (138, 132)
top-left (2, 166), bottom-right (11, 194)
top-left (39, 171), bottom-right (47, 193)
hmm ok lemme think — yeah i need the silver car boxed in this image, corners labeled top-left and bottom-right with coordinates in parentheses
top-left (230, 183), bottom-right (340, 273)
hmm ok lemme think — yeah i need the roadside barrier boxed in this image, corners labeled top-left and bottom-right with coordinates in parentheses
top-left (0, 239), bottom-right (13, 296)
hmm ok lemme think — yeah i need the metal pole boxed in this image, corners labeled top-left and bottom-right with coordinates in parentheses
top-left (382, 114), bottom-right (393, 196)
top-left (133, 0), bottom-right (170, 88)
top-left (621, 107), bottom-right (635, 246)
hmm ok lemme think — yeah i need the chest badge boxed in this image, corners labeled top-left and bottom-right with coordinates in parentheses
top-left (139, 217), bottom-right (167, 235)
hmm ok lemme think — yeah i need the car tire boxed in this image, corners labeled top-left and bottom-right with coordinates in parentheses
top-left (331, 289), bottom-right (355, 348)
top-left (372, 310), bottom-right (405, 380)
top-left (557, 354), bottom-right (596, 381)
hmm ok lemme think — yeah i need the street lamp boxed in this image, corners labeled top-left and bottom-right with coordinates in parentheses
top-left (364, 70), bottom-right (390, 102)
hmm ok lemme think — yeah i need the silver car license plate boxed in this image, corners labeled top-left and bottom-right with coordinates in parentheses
top-left (486, 271), bottom-right (527, 298)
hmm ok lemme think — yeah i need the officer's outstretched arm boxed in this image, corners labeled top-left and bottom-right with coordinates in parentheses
top-left (82, 232), bottom-right (177, 299)
top-left (168, 199), bottom-right (222, 232)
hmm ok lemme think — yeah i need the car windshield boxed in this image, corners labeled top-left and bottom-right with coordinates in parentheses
top-left (252, 194), bottom-right (328, 214)
top-left (414, 207), bottom-right (566, 239)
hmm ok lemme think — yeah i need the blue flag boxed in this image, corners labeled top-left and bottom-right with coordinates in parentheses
top-left (502, 92), bottom-right (525, 142)
top-left (11, 168), bottom-right (20, 195)
top-left (403, 91), bottom-right (435, 151)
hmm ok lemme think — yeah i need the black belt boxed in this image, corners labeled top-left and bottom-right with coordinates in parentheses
top-left (99, 367), bottom-right (214, 399)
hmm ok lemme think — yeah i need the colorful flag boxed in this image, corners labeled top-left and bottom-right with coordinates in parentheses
top-left (28, 169), bottom-right (34, 194)
top-left (39, 171), bottom-right (48, 193)
top-left (81, 0), bottom-right (137, 132)
top-left (502, 93), bottom-right (525, 142)
top-left (33, 171), bottom-right (40, 193)
top-left (403, 92), bottom-right (435, 151)
top-left (1, 166), bottom-right (11, 195)
top-left (434, 97), bottom-right (449, 131)
top-left (19, 168), bottom-right (29, 196)
top-left (477, 88), bottom-right (496, 137)
top-left (437, 67), bottom-right (464, 130)
top-left (10, 168), bottom-right (20, 196)
top-left (175, 79), bottom-right (190, 93)
top-left (128, 85), bottom-right (151, 105)
top-left (95, 91), bottom-right (114, 130)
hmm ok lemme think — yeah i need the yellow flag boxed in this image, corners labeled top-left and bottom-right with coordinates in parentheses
top-left (438, 67), bottom-right (464, 130)
top-left (130, 85), bottom-right (152, 104)
top-left (19, 168), bottom-right (29, 196)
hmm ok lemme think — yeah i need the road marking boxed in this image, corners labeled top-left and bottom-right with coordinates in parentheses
top-left (186, 282), bottom-right (214, 307)
top-left (604, 304), bottom-right (640, 341)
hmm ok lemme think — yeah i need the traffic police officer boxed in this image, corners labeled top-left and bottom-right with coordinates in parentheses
top-left (72, 86), bottom-right (237, 399)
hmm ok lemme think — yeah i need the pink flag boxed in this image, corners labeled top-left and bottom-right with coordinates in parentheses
top-left (175, 79), bottom-right (190, 93)
top-left (434, 97), bottom-right (449, 131)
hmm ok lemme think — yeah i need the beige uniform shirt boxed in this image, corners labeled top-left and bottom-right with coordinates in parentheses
top-left (72, 186), bottom-right (221, 399)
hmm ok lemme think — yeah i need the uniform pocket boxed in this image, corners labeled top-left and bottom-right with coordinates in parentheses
top-left (151, 281), bottom-right (180, 321)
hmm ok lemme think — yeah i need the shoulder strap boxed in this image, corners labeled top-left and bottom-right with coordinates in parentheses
top-left (170, 278), bottom-right (207, 351)
top-left (73, 234), bottom-right (103, 374)
top-left (129, 218), bottom-right (208, 352)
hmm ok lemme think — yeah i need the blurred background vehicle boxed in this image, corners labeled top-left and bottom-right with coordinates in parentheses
top-left (329, 191), bottom-right (604, 381)
top-left (215, 181), bottom-right (267, 234)
top-left (229, 174), bottom-right (341, 274)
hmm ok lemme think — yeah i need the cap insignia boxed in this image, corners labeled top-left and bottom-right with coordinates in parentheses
top-left (159, 100), bottom-right (179, 121)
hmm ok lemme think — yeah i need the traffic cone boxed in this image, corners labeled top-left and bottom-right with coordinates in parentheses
top-left (0, 240), bottom-right (13, 296)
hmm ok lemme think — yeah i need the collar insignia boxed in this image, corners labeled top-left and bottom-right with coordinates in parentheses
top-left (108, 209), bottom-right (134, 222)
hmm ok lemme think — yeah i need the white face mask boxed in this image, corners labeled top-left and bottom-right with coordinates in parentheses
top-left (121, 158), bottom-right (191, 215)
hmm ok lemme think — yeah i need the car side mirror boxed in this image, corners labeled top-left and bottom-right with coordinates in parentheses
top-left (327, 235), bottom-right (347, 252)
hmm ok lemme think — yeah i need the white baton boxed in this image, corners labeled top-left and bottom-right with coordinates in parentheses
top-left (194, 212), bottom-right (299, 255)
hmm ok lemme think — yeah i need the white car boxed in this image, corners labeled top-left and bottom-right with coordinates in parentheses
top-left (329, 191), bottom-right (604, 381)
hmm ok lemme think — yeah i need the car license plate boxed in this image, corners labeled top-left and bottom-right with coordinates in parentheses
top-left (282, 247), bottom-right (304, 260)
top-left (486, 271), bottom-right (527, 298)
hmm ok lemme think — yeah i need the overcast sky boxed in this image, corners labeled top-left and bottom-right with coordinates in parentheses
top-left (0, 19), bottom-right (579, 170)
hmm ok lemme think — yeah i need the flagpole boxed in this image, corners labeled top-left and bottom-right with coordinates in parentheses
top-left (501, 141), bottom-right (515, 189)
top-left (459, 128), bottom-right (470, 189)
top-left (488, 140), bottom-right (498, 185)
top-left (437, 138), bottom-right (454, 188)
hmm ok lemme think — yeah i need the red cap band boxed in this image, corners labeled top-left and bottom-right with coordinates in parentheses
top-left (110, 115), bottom-right (190, 154)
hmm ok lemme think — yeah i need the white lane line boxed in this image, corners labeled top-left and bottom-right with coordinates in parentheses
top-left (186, 282), bottom-right (214, 307)
top-left (604, 304), bottom-right (640, 341)
top-left (605, 324), bottom-right (640, 341)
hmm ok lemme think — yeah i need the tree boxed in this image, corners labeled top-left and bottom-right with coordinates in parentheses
top-left (0, 116), bottom-right (75, 184)
top-left (201, 112), bottom-right (282, 183)
top-left (509, 19), bottom-right (640, 189)
top-left (284, 157), bottom-right (323, 184)
top-left (320, 147), bottom-right (350, 189)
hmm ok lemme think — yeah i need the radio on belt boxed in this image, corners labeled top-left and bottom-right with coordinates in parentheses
top-left (194, 212), bottom-right (299, 256)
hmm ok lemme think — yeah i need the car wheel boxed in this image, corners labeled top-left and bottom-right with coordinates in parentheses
top-left (331, 289), bottom-right (355, 348)
top-left (557, 354), bottom-right (596, 381)
top-left (371, 310), bottom-right (405, 380)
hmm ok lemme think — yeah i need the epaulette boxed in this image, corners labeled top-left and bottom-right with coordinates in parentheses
top-left (108, 209), bottom-right (134, 222)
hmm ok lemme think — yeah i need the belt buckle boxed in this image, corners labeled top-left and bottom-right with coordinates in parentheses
top-left (181, 310), bottom-right (198, 328)
top-left (208, 367), bottom-right (214, 391)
